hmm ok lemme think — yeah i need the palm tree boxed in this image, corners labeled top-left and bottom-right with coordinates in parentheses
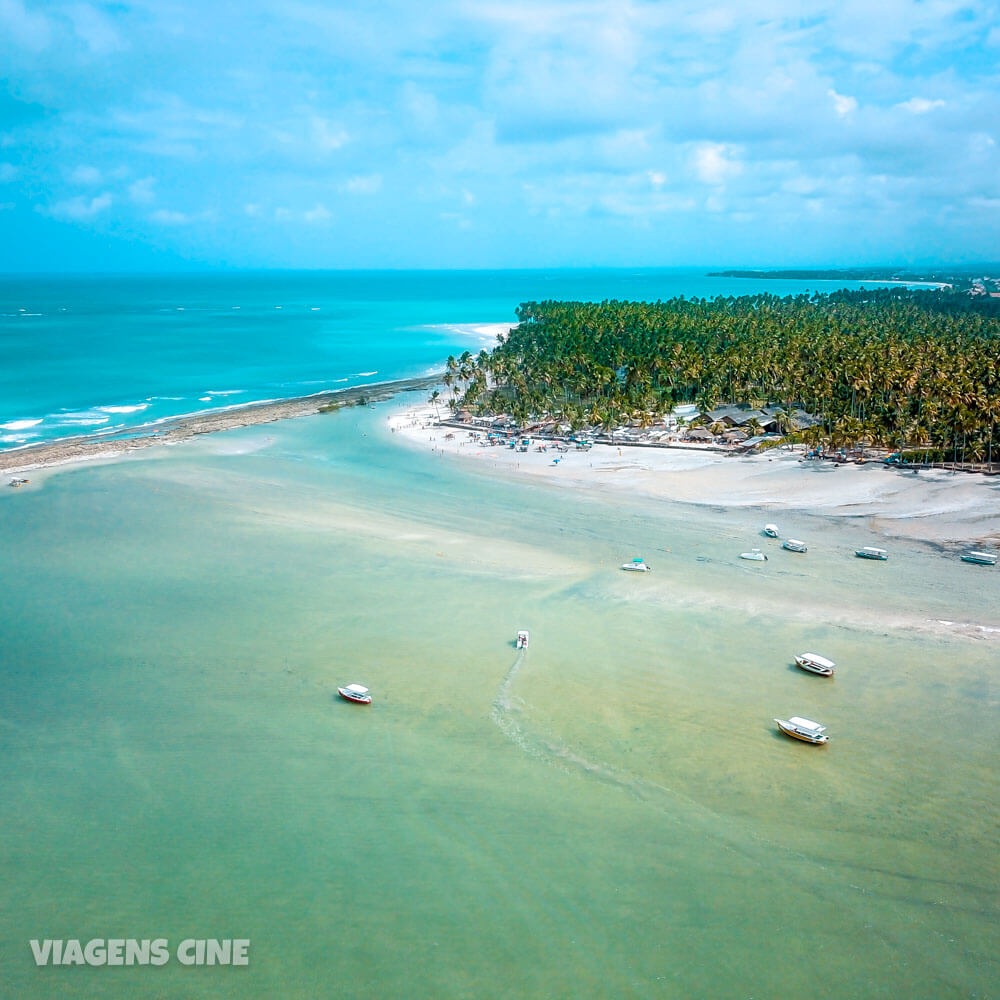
top-left (428, 390), bottom-right (441, 421)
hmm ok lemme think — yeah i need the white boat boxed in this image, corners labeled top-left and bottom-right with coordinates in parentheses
top-left (856, 546), bottom-right (888, 560)
top-left (740, 548), bottom-right (768, 561)
top-left (516, 630), bottom-right (529, 649)
top-left (338, 684), bottom-right (372, 704)
top-left (8, 477), bottom-right (29, 488)
top-left (961, 550), bottom-right (997, 566)
top-left (774, 716), bottom-right (829, 744)
top-left (763, 524), bottom-right (779, 538)
top-left (621, 557), bottom-right (651, 572)
top-left (794, 652), bottom-right (835, 676)
top-left (782, 538), bottom-right (808, 553)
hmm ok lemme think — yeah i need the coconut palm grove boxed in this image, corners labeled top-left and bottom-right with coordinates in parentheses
top-left (451, 287), bottom-right (1000, 468)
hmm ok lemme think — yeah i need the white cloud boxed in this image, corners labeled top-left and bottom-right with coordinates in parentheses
top-left (310, 116), bottom-right (350, 152)
top-left (692, 143), bottom-right (742, 185)
top-left (128, 177), bottom-right (156, 203)
top-left (302, 202), bottom-right (331, 223)
top-left (150, 209), bottom-right (191, 225)
top-left (0, 0), bottom-right (52, 51)
top-left (273, 204), bottom-right (332, 223)
top-left (828, 89), bottom-right (858, 117)
top-left (69, 165), bottom-right (102, 185)
top-left (66, 2), bottom-right (125, 55)
top-left (898, 97), bottom-right (946, 114)
top-left (44, 192), bottom-right (112, 220)
top-left (339, 174), bottom-right (382, 195)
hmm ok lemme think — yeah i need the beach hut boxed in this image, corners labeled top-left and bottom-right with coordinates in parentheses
top-left (686, 427), bottom-right (713, 442)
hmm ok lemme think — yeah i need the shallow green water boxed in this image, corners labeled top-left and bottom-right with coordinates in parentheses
top-left (1, 401), bottom-right (997, 998)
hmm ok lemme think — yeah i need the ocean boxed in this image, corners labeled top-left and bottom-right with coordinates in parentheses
top-left (1, 271), bottom-right (996, 998)
top-left (2, 268), bottom-right (894, 451)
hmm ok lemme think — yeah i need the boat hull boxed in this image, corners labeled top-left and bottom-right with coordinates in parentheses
top-left (795, 658), bottom-right (834, 676)
top-left (961, 554), bottom-right (997, 566)
top-left (338, 689), bottom-right (372, 704)
top-left (775, 721), bottom-right (828, 744)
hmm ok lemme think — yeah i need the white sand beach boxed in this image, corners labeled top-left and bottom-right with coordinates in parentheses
top-left (390, 403), bottom-right (1000, 547)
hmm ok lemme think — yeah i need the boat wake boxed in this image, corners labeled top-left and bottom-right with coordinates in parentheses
top-left (489, 650), bottom-right (647, 789)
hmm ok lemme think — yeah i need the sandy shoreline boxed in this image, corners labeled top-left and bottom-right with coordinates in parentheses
top-left (7, 375), bottom-right (999, 551)
top-left (1, 374), bottom-right (442, 476)
top-left (389, 404), bottom-right (1000, 548)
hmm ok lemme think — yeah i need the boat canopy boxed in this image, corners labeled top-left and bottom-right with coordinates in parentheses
top-left (788, 717), bottom-right (825, 732)
top-left (344, 684), bottom-right (369, 695)
top-left (861, 547), bottom-right (887, 554)
top-left (800, 653), bottom-right (834, 668)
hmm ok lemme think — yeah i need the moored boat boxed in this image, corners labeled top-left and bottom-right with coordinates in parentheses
top-left (794, 652), bottom-right (835, 676)
top-left (8, 478), bottom-right (29, 488)
top-left (763, 524), bottom-right (779, 538)
top-left (961, 550), bottom-right (997, 566)
top-left (774, 716), bottom-right (829, 744)
top-left (740, 548), bottom-right (768, 561)
top-left (856, 546), bottom-right (888, 560)
top-left (782, 538), bottom-right (808, 553)
top-left (516, 629), bottom-right (529, 649)
top-left (621, 557), bottom-right (651, 572)
top-left (338, 684), bottom-right (372, 704)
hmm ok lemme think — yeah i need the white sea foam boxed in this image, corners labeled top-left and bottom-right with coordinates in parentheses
top-left (98, 404), bottom-right (150, 414)
top-left (354, 371), bottom-right (378, 377)
top-left (0, 419), bottom-right (43, 431)
top-left (55, 416), bottom-right (111, 427)
top-left (205, 390), bottom-right (245, 397)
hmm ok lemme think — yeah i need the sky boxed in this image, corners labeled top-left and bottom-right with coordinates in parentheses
top-left (1, 0), bottom-right (998, 271)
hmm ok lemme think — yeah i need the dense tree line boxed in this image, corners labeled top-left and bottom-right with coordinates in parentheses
top-left (449, 289), bottom-right (1000, 465)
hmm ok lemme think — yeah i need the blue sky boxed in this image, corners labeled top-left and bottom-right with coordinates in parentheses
top-left (1, 0), bottom-right (998, 270)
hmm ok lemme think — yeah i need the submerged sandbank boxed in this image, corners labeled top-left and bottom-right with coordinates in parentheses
top-left (0, 374), bottom-right (442, 476)
top-left (389, 403), bottom-right (1000, 548)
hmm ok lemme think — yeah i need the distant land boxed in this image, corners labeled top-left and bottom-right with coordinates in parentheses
top-left (706, 267), bottom-right (1000, 292)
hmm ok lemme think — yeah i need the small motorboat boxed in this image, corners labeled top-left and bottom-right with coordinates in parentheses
top-left (783, 538), bottom-right (808, 553)
top-left (763, 524), bottom-right (779, 538)
top-left (856, 546), bottom-right (888, 560)
top-left (794, 652), bottom-right (835, 676)
top-left (961, 550), bottom-right (997, 566)
top-left (8, 478), bottom-right (29, 488)
top-left (338, 684), bottom-right (372, 704)
top-left (621, 557), bottom-right (651, 572)
top-left (740, 548), bottom-right (768, 561)
top-left (774, 716), bottom-right (829, 744)
top-left (516, 630), bottom-right (529, 649)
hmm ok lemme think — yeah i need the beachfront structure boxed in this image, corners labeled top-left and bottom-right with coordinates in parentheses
top-left (696, 405), bottom-right (821, 433)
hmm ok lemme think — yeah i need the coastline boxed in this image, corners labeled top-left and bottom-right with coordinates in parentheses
top-left (8, 372), bottom-right (999, 551)
top-left (1, 374), bottom-right (442, 476)
top-left (389, 403), bottom-right (1000, 548)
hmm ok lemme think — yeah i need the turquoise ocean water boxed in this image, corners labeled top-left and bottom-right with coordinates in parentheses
top-left (1, 271), bottom-right (996, 998)
top-left (2, 269), bottom-right (892, 451)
